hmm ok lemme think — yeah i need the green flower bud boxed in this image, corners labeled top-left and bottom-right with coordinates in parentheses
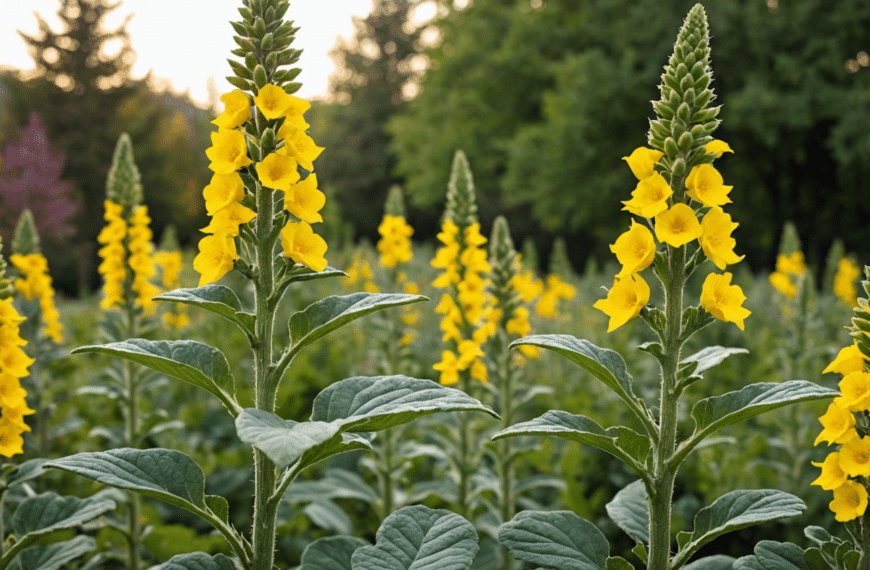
top-left (664, 137), bottom-right (679, 158)
top-left (264, 6), bottom-right (275, 22)
top-left (238, 6), bottom-right (253, 23)
top-left (234, 36), bottom-right (257, 53)
top-left (384, 186), bottom-right (407, 218)
top-left (265, 51), bottom-right (278, 73)
top-left (283, 82), bottom-right (302, 95)
top-left (677, 131), bottom-right (694, 150)
top-left (227, 75), bottom-right (255, 92)
top-left (261, 32), bottom-right (274, 50)
top-left (253, 17), bottom-right (266, 39)
top-left (107, 133), bottom-right (143, 213)
top-left (260, 127), bottom-right (275, 154)
top-left (444, 150), bottom-right (478, 230)
top-left (253, 65), bottom-right (268, 89)
top-left (12, 210), bottom-right (40, 256)
top-left (248, 140), bottom-right (262, 163)
top-left (245, 53), bottom-right (258, 70)
top-left (230, 21), bottom-right (247, 37)
top-left (489, 216), bottom-right (521, 320)
top-left (228, 58), bottom-right (253, 80)
top-left (671, 157), bottom-right (687, 178)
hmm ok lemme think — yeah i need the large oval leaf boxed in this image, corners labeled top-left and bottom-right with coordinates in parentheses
top-left (498, 510), bottom-right (609, 570)
top-left (674, 490), bottom-right (805, 568)
top-left (12, 492), bottom-right (116, 537)
top-left (733, 541), bottom-right (810, 570)
top-left (14, 535), bottom-right (95, 570)
top-left (147, 552), bottom-right (238, 570)
top-left (680, 346), bottom-right (749, 376)
top-left (154, 285), bottom-right (247, 327)
top-left (288, 293), bottom-right (427, 358)
top-left (681, 381), bottom-right (838, 461)
top-left (509, 335), bottom-right (640, 412)
top-left (312, 375), bottom-right (498, 432)
top-left (605, 480), bottom-right (649, 546)
top-left (493, 410), bottom-right (648, 476)
top-left (683, 555), bottom-right (737, 570)
top-left (72, 339), bottom-right (241, 416)
top-left (46, 448), bottom-right (207, 511)
top-left (300, 536), bottom-right (368, 570)
top-left (235, 409), bottom-right (372, 470)
top-left (351, 505), bottom-right (478, 570)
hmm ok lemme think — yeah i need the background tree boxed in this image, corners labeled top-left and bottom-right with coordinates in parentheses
top-left (390, 0), bottom-right (870, 270)
top-left (309, 0), bottom-right (426, 241)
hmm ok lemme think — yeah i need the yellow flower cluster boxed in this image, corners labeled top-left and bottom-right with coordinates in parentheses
top-left (196, 86), bottom-right (327, 286)
top-left (769, 251), bottom-right (806, 300)
top-left (432, 221), bottom-right (496, 385)
top-left (535, 274), bottom-right (577, 318)
top-left (344, 252), bottom-right (379, 293)
top-left (377, 215), bottom-right (414, 268)
top-left (812, 344), bottom-right (870, 521)
top-left (594, 141), bottom-right (750, 331)
top-left (834, 257), bottom-right (861, 307)
top-left (0, 298), bottom-right (35, 457)
top-left (97, 201), bottom-right (128, 310)
top-left (97, 201), bottom-right (160, 313)
top-left (9, 253), bottom-right (62, 342)
top-left (154, 250), bottom-right (190, 329)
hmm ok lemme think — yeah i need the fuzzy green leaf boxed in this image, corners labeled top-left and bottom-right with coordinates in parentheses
top-left (606, 557), bottom-right (636, 570)
top-left (5, 459), bottom-right (47, 488)
top-left (14, 535), bottom-right (96, 570)
top-left (680, 346), bottom-right (749, 376)
top-left (675, 490), bottom-right (805, 568)
top-left (288, 293), bottom-right (426, 358)
top-left (683, 555), bottom-right (738, 570)
top-left (147, 552), bottom-right (238, 570)
top-left (12, 492), bottom-right (116, 538)
top-left (687, 381), bottom-right (837, 453)
top-left (733, 541), bottom-right (810, 570)
top-left (510, 335), bottom-right (641, 415)
top-left (498, 510), bottom-right (609, 570)
top-left (299, 536), bottom-right (367, 570)
top-left (284, 265), bottom-right (347, 284)
top-left (72, 339), bottom-right (240, 416)
top-left (154, 285), bottom-right (251, 331)
top-left (46, 448), bottom-right (207, 514)
top-left (493, 411), bottom-right (646, 475)
top-left (235, 409), bottom-right (372, 470)
top-left (351, 505), bottom-right (478, 570)
top-left (605, 480), bottom-right (649, 545)
top-left (312, 375), bottom-right (498, 432)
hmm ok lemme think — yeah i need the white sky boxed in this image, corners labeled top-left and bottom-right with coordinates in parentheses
top-left (0, 0), bottom-right (376, 106)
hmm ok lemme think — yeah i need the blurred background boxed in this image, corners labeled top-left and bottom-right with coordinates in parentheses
top-left (0, 0), bottom-right (869, 296)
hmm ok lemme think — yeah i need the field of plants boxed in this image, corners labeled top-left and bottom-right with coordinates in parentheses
top-left (1, 0), bottom-right (870, 569)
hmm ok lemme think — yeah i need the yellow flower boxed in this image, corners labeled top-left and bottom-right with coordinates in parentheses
top-left (838, 435), bottom-right (870, 477)
top-left (622, 173), bottom-right (673, 218)
top-left (285, 174), bottom-right (325, 224)
top-left (815, 402), bottom-right (857, 445)
top-left (203, 172), bottom-right (245, 216)
top-left (281, 95), bottom-right (312, 130)
top-left (518, 344), bottom-right (540, 359)
top-left (255, 152), bottom-right (300, 191)
top-left (654, 203), bottom-right (703, 247)
top-left (835, 371), bottom-right (870, 412)
top-left (705, 140), bottom-right (734, 158)
top-left (470, 359), bottom-right (488, 383)
top-left (0, 421), bottom-right (24, 457)
top-left (769, 271), bottom-right (797, 300)
top-left (10, 253), bottom-right (64, 342)
top-left (281, 221), bottom-right (328, 272)
top-left (830, 480), bottom-right (868, 522)
top-left (194, 234), bottom-right (238, 286)
top-left (593, 274), bottom-right (650, 333)
top-left (824, 345), bottom-right (868, 375)
top-left (0, 374), bottom-right (27, 410)
top-left (253, 84), bottom-right (294, 120)
top-left (0, 345), bottom-right (34, 379)
top-left (506, 307), bottom-right (531, 336)
top-left (685, 164), bottom-right (733, 207)
top-left (834, 257), bottom-right (861, 307)
top-left (211, 89), bottom-right (251, 129)
top-left (700, 272), bottom-right (751, 330)
top-left (611, 219), bottom-right (656, 278)
top-left (433, 350), bottom-right (459, 385)
top-left (512, 270), bottom-right (544, 303)
top-left (201, 202), bottom-right (257, 237)
top-left (622, 147), bottom-right (665, 180)
top-left (206, 129), bottom-right (253, 174)
top-left (277, 124), bottom-right (324, 172)
top-left (456, 339), bottom-right (484, 369)
top-left (811, 452), bottom-right (848, 490)
top-left (699, 206), bottom-right (744, 270)
top-left (377, 215), bottom-right (414, 268)
top-left (776, 251), bottom-right (806, 276)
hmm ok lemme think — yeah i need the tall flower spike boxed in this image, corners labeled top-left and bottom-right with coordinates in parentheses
top-left (12, 210), bottom-right (39, 256)
top-left (445, 150), bottom-right (478, 229)
top-left (648, 4), bottom-right (719, 190)
top-left (384, 185), bottom-right (407, 218)
top-left (106, 133), bottom-right (143, 215)
top-left (489, 216), bottom-right (519, 320)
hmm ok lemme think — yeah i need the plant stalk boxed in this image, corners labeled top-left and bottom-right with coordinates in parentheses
top-left (497, 341), bottom-right (515, 570)
top-left (124, 304), bottom-right (141, 570)
top-left (647, 244), bottom-right (686, 570)
top-left (252, 182), bottom-right (279, 570)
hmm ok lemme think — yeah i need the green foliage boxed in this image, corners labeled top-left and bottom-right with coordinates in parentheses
top-left (498, 510), bottom-right (609, 570)
top-left (298, 536), bottom-right (367, 570)
top-left (351, 505), bottom-right (479, 570)
top-left (147, 552), bottom-right (238, 570)
top-left (604, 479), bottom-right (649, 546)
top-left (12, 210), bottom-right (40, 256)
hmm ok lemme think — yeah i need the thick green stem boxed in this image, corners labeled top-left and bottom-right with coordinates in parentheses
top-left (380, 427), bottom-right (395, 521)
top-left (859, 513), bottom-right (870, 570)
top-left (124, 306), bottom-right (141, 570)
top-left (252, 182), bottom-right (279, 570)
top-left (647, 244), bottom-right (686, 570)
top-left (497, 346), bottom-right (515, 570)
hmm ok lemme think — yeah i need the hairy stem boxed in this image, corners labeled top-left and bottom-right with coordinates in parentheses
top-left (124, 305), bottom-right (141, 570)
top-left (647, 244), bottom-right (686, 570)
top-left (497, 343), bottom-right (515, 570)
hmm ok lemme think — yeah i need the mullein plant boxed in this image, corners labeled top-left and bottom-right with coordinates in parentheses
top-left (803, 266), bottom-right (870, 567)
top-left (493, 6), bottom-right (837, 569)
top-left (431, 150), bottom-right (499, 524)
top-left (49, 2), bottom-right (495, 570)
top-left (9, 210), bottom-right (60, 459)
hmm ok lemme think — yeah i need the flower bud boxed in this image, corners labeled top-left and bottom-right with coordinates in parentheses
top-left (227, 75), bottom-right (255, 92)
top-left (664, 137), bottom-right (679, 158)
top-left (254, 17), bottom-right (266, 39)
top-left (676, 102), bottom-right (691, 122)
top-left (671, 117), bottom-right (687, 138)
top-left (677, 131), bottom-right (694, 151)
top-left (245, 53), bottom-right (258, 70)
top-left (238, 6), bottom-right (253, 22)
top-left (260, 127), bottom-right (275, 154)
top-left (248, 140), bottom-right (261, 163)
top-left (653, 101), bottom-right (675, 120)
top-left (265, 52), bottom-right (278, 73)
top-left (671, 157), bottom-right (687, 178)
top-left (261, 32), bottom-right (274, 50)
top-left (682, 87), bottom-right (696, 107)
top-left (253, 65), bottom-right (268, 89)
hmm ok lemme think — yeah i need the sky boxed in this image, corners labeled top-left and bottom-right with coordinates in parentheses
top-left (0, 0), bottom-right (376, 106)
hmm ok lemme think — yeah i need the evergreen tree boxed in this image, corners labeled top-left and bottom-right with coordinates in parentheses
top-left (309, 0), bottom-right (424, 240)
